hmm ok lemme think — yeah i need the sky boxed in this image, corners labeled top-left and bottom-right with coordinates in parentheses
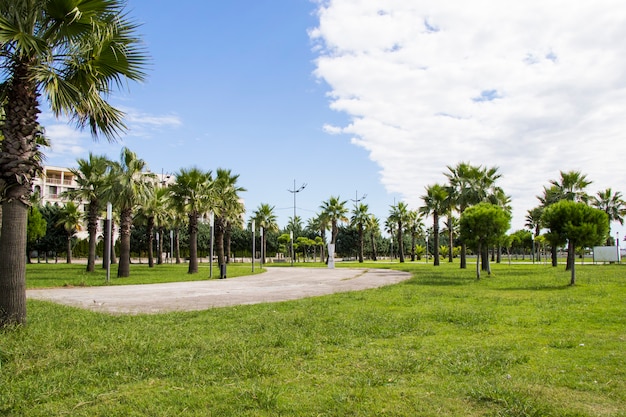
top-left (42, 0), bottom-right (626, 240)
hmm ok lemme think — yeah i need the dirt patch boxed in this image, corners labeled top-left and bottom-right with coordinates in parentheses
top-left (27, 267), bottom-right (411, 314)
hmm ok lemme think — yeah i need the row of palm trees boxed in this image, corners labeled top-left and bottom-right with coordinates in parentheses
top-left (65, 149), bottom-right (245, 278)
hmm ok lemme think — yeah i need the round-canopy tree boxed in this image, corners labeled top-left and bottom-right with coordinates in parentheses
top-left (459, 202), bottom-right (511, 279)
top-left (542, 200), bottom-right (608, 285)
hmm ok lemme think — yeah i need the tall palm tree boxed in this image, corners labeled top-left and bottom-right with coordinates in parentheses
top-left (307, 212), bottom-right (330, 261)
top-left (388, 201), bottom-right (410, 263)
top-left (592, 188), bottom-right (626, 245)
top-left (63, 154), bottom-right (112, 272)
top-left (445, 162), bottom-right (504, 268)
top-left (169, 168), bottom-right (213, 274)
top-left (249, 203), bottom-right (279, 264)
top-left (365, 214), bottom-right (380, 261)
top-left (320, 196), bottom-right (348, 245)
top-left (351, 203), bottom-right (370, 263)
top-left (212, 169), bottom-right (245, 276)
top-left (107, 148), bottom-right (155, 277)
top-left (0, 0), bottom-right (147, 326)
top-left (136, 186), bottom-right (170, 267)
top-left (405, 210), bottom-right (424, 262)
top-left (56, 202), bottom-right (82, 264)
top-left (526, 206), bottom-right (544, 261)
top-left (420, 184), bottom-right (448, 266)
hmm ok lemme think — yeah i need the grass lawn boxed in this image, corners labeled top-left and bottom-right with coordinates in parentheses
top-left (2, 261), bottom-right (625, 416)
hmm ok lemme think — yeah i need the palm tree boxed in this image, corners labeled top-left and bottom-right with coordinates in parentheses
top-left (169, 168), bottom-right (213, 274)
top-left (525, 206), bottom-right (544, 261)
top-left (0, 0), bottom-right (147, 326)
top-left (63, 154), bottom-right (112, 272)
top-left (592, 188), bottom-right (626, 245)
top-left (212, 169), bottom-right (245, 277)
top-left (445, 162), bottom-right (504, 268)
top-left (249, 204), bottom-right (279, 264)
top-left (320, 196), bottom-right (348, 245)
top-left (307, 212), bottom-right (330, 261)
top-left (351, 203), bottom-right (370, 263)
top-left (136, 186), bottom-right (170, 267)
top-left (365, 214), bottom-right (380, 261)
top-left (56, 202), bottom-right (82, 264)
top-left (420, 184), bottom-right (448, 266)
top-left (107, 148), bottom-right (155, 277)
top-left (388, 201), bottom-right (410, 263)
top-left (549, 170), bottom-right (592, 203)
top-left (405, 210), bottom-right (424, 262)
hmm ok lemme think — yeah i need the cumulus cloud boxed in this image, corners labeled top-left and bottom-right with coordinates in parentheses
top-left (311, 0), bottom-right (626, 230)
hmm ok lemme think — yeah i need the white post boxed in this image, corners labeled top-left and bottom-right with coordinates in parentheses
top-left (170, 230), bottom-right (174, 264)
top-left (260, 227), bottom-right (264, 267)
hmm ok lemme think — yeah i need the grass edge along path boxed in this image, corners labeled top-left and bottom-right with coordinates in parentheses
top-left (2, 262), bottom-right (625, 416)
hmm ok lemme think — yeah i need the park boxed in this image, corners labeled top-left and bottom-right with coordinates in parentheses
top-left (1, 0), bottom-right (626, 415)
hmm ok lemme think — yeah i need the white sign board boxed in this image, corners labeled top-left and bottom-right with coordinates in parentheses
top-left (593, 246), bottom-right (620, 263)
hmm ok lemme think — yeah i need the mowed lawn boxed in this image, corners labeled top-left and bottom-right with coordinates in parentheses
top-left (1, 261), bottom-right (625, 416)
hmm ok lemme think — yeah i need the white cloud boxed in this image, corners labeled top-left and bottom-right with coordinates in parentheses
top-left (311, 0), bottom-right (626, 231)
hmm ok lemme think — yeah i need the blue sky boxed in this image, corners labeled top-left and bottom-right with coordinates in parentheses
top-left (43, 0), bottom-right (626, 239)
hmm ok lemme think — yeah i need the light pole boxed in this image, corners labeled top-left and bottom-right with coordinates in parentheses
top-left (350, 190), bottom-right (367, 211)
top-left (426, 231), bottom-right (429, 263)
top-left (288, 179), bottom-right (306, 266)
top-left (209, 211), bottom-right (214, 278)
top-left (252, 220), bottom-right (256, 272)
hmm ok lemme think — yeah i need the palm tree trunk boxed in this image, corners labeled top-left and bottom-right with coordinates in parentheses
top-left (397, 223), bottom-right (405, 263)
top-left (147, 216), bottom-right (154, 268)
top-left (0, 199), bottom-right (28, 326)
top-left (448, 215), bottom-right (454, 263)
top-left (66, 235), bottom-right (72, 264)
top-left (117, 209), bottom-right (132, 277)
top-left (358, 225), bottom-right (364, 263)
top-left (460, 243), bottom-right (467, 269)
top-left (433, 214), bottom-right (440, 266)
top-left (175, 227), bottom-right (181, 264)
top-left (225, 222), bottom-right (233, 264)
top-left (188, 214), bottom-right (199, 274)
top-left (215, 217), bottom-right (226, 277)
top-left (370, 232), bottom-right (377, 261)
top-left (86, 203), bottom-right (99, 272)
top-left (475, 243), bottom-right (481, 279)
top-left (157, 227), bottom-right (164, 265)
top-left (110, 222), bottom-right (117, 265)
top-left (102, 218), bottom-right (110, 269)
top-left (569, 240), bottom-right (576, 285)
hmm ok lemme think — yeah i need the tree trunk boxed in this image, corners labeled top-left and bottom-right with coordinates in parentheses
top-left (397, 223), bottom-right (405, 263)
top-left (551, 245), bottom-right (558, 267)
top-left (66, 234), bottom-right (72, 264)
top-left (433, 214), bottom-right (440, 266)
top-left (460, 243), bottom-right (467, 269)
top-left (448, 217), bottom-right (454, 263)
top-left (475, 243), bottom-right (481, 279)
top-left (147, 216), bottom-right (154, 268)
top-left (110, 222), bottom-right (117, 264)
top-left (86, 202), bottom-right (99, 272)
top-left (117, 208), bottom-right (132, 277)
top-left (157, 227), bottom-right (164, 265)
top-left (370, 232), bottom-right (377, 261)
top-left (175, 227), bottom-right (181, 264)
top-left (358, 225), bottom-right (364, 263)
top-left (0, 200), bottom-right (28, 326)
top-left (188, 214), bottom-right (199, 274)
top-left (569, 240), bottom-right (576, 285)
top-left (215, 217), bottom-right (226, 277)
top-left (225, 222), bottom-right (232, 264)
top-left (481, 246), bottom-right (489, 271)
top-left (102, 218), bottom-right (110, 269)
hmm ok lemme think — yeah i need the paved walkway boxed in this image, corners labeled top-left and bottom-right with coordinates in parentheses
top-left (27, 267), bottom-right (411, 315)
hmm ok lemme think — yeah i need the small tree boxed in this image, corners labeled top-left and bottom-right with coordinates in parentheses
top-left (542, 200), bottom-right (608, 285)
top-left (459, 203), bottom-right (511, 279)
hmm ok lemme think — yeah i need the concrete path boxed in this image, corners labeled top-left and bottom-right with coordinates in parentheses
top-left (27, 267), bottom-right (411, 315)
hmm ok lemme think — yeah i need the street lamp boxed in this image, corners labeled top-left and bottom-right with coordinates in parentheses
top-left (208, 211), bottom-right (214, 278)
top-left (252, 220), bottom-right (256, 272)
top-left (350, 190), bottom-right (367, 211)
top-left (288, 179), bottom-right (306, 266)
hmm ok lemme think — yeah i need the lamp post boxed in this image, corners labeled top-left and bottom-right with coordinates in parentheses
top-left (288, 179), bottom-right (306, 266)
top-left (350, 190), bottom-right (367, 211)
top-left (105, 202), bottom-right (112, 283)
top-left (252, 220), bottom-right (256, 272)
top-left (260, 226), bottom-right (264, 268)
top-left (425, 231), bottom-right (429, 263)
top-left (209, 211), bottom-right (214, 278)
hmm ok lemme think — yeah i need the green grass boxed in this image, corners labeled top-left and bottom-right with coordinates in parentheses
top-left (24, 261), bottom-right (264, 288)
top-left (3, 262), bottom-right (626, 416)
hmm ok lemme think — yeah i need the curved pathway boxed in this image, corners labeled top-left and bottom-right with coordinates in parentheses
top-left (27, 267), bottom-right (411, 314)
